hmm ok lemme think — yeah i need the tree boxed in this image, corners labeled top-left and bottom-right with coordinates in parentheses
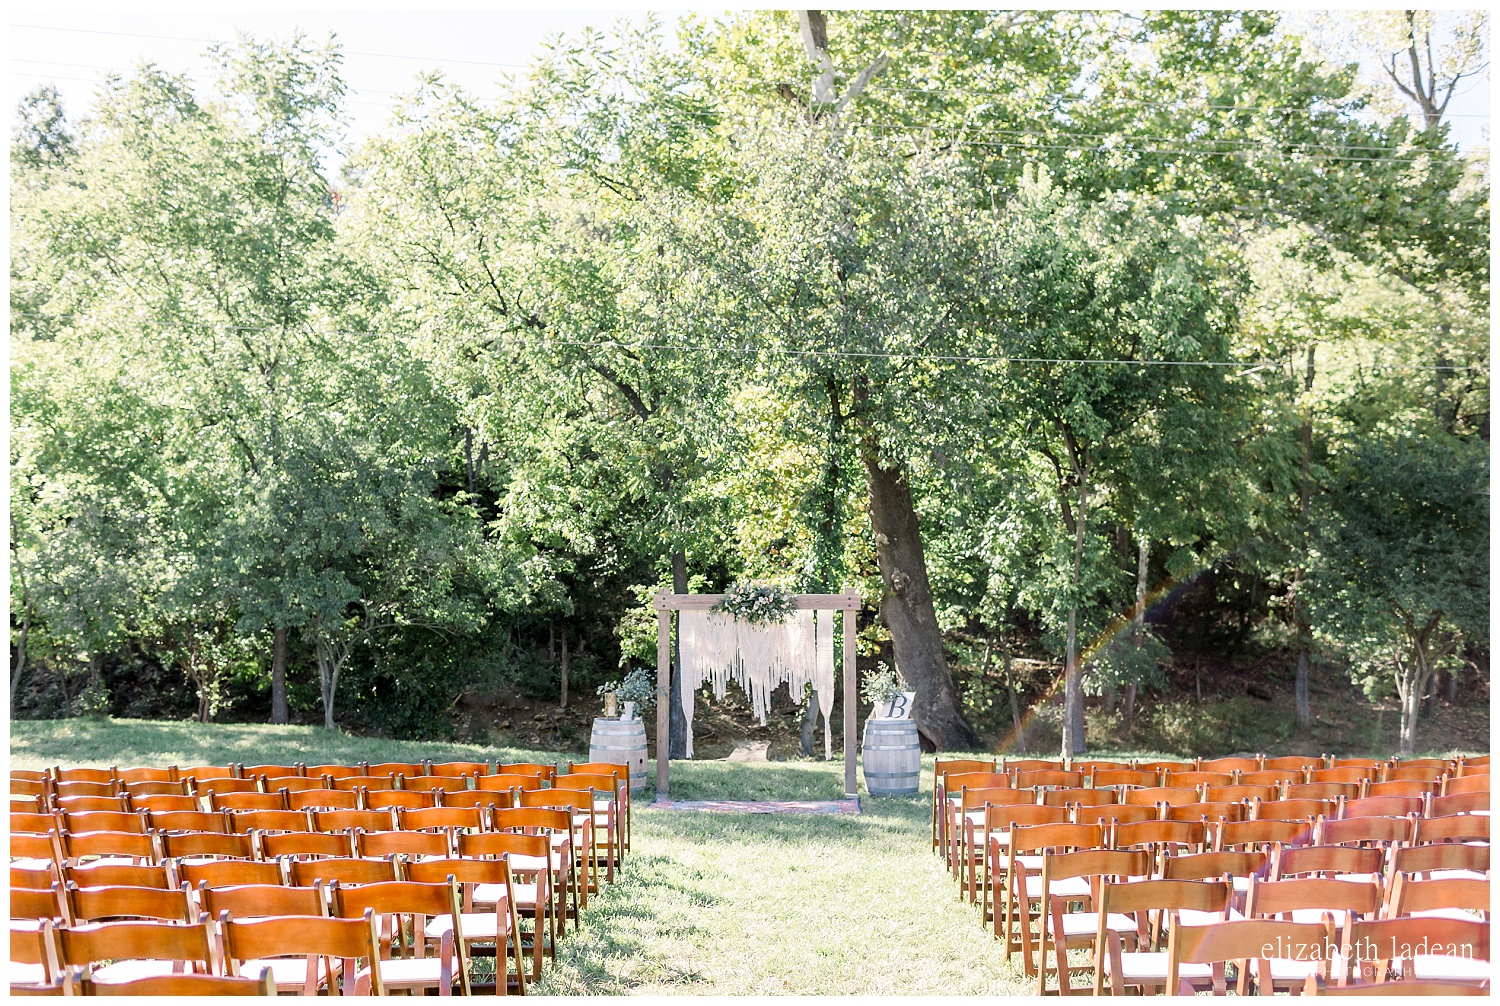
top-left (1309, 436), bottom-right (1487, 754)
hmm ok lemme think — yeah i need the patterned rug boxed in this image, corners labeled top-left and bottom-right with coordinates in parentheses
top-left (648, 798), bottom-right (861, 815)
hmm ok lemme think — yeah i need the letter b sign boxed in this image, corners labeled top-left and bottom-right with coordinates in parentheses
top-left (880, 691), bottom-right (917, 720)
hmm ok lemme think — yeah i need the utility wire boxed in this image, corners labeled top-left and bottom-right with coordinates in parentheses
top-left (11, 315), bottom-right (1487, 372)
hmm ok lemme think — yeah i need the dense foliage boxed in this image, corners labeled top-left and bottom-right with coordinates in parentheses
top-left (11, 12), bottom-right (1488, 754)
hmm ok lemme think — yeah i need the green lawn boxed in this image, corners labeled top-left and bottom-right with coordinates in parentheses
top-left (13, 718), bottom-right (1031, 994)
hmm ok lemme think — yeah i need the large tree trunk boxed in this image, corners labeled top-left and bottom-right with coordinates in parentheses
top-left (271, 626), bottom-right (288, 725)
top-left (1061, 473), bottom-right (1090, 757)
top-left (858, 425), bottom-right (979, 751)
top-left (669, 550), bottom-right (689, 759)
top-left (559, 630), bottom-right (570, 709)
top-left (11, 594), bottom-right (30, 707)
top-left (1294, 346), bottom-right (1315, 731)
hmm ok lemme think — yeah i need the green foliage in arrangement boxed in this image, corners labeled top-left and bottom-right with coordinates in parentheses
top-left (711, 583), bottom-right (798, 625)
top-left (10, 12), bottom-right (1488, 755)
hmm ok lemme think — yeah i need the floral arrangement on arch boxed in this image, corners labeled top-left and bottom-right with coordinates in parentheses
top-left (711, 581), bottom-right (797, 625)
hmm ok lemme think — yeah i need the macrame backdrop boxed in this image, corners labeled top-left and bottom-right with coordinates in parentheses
top-left (678, 609), bottom-right (837, 758)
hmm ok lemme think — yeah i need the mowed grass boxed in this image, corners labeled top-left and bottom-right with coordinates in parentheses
top-left (14, 718), bottom-right (1029, 994)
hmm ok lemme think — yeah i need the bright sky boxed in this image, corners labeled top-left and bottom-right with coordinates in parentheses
top-left (8, 8), bottom-right (1491, 157)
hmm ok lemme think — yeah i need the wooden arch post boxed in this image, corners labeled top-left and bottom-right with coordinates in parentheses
top-left (653, 589), bottom-right (862, 800)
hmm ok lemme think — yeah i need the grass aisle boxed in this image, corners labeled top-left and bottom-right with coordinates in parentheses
top-left (535, 761), bottom-right (1028, 995)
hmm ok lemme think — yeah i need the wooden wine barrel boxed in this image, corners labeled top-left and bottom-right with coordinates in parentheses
top-left (862, 718), bottom-right (921, 796)
top-left (588, 718), bottom-right (649, 792)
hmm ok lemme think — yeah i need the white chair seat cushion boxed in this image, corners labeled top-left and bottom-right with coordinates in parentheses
top-left (235, 956), bottom-right (333, 989)
top-left (1176, 907), bottom-right (1244, 926)
top-left (1023, 875), bottom-right (1091, 898)
top-left (1105, 951), bottom-right (1212, 982)
top-left (474, 882), bottom-right (539, 907)
top-left (1057, 911), bottom-right (1138, 937)
top-left (1428, 869), bottom-right (1487, 882)
top-left (1409, 907), bottom-right (1484, 921)
top-left (1267, 956), bottom-right (1324, 981)
top-left (427, 911), bottom-right (504, 941)
top-left (358, 957), bottom-right (451, 988)
top-left (9, 963), bottom-right (48, 984)
top-left (1410, 955), bottom-right (1491, 981)
top-left (91, 960), bottom-right (180, 983)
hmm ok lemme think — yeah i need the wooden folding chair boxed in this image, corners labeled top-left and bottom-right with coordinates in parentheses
top-left (333, 774), bottom-right (401, 794)
top-left (1442, 773), bottom-right (1490, 796)
top-left (1036, 848), bottom-right (1152, 994)
top-left (198, 777), bottom-right (262, 795)
top-left (1302, 974), bottom-right (1490, 995)
top-left (1262, 756), bottom-right (1320, 773)
top-left (200, 881), bottom-right (325, 924)
top-left (1163, 771), bottom-right (1234, 790)
top-left (1431, 791), bottom-right (1489, 816)
top-left (1245, 875), bottom-right (1382, 987)
top-left (1014, 769), bottom-right (1085, 791)
top-left (366, 789), bottom-right (438, 811)
top-left (288, 855), bottom-right (401, 888)
top-left (1385, 871), bottom-right (1490, 923)
top-left (1388, 842), bottom-right (1488, 882)
top-left (1005, 758), bottom-right (1065, 773)
top-left (489, 807), bottom-right (577, 935)
top-left (936, 769), bottom-right (1010, 864)
top-left (1341, 916), bottom-right (1489, 987)
top-left (426, 760), bottom-right (492, 778)
top-left (983, 804), bottom-right (1069, 930)
top-left (176, 858), bottom-right (283, 889)
top-left (304, 765), bottom-right (365, 781)
top-left (242, 764), bottom-right (303, 779)
top-left (1163, 801), bottom-right (1246, 824)
top-left (954, 787), bottom-right (1029, 899)
top-left (1313, 813), bottom-right (1412, 849)
top-left (398, 805), bottom-right (488, 841)
top-left (1133, 760), bottom-right (1194, 775)
top-left (115, 767), bottom-right (177, 785)
top-left (1168, 917), bottom-right (1334, 995)
top-left (286, 788), bottom-right (360, 811)
top-left (55, 917), bottom-right (218, 988)
top-left (64, 883), bottom-right (196, 926)
top-left (445, 789), bottom-right (514, 812)
top-left (1070, 759), bottom-right (1132, 775)
top-left (567, 762), bottom-right (632, 853)
top-left (1090, 768), bottom-right (1161, 791)
top-left (475, 773), bottom-right (544, 795)
top-left (132, 794), bottom-right (199, 813)
top-left (366, 763), bottom-right (426, 780)
top-left (11, 884), bottom-right (67, 925)
top-left (146, 808), bottom-right (229, 833)
top-left (1002, 822), bottom-right (1104, 974)
top-left (52, 781), bottom-right (121, 801)
top-left (355, 829), bottom-right (452, 863)
top-left (54, 796), bottom-right (133, 815)
top-left (1311, 766), bottom-right (1377, 788)
top-left (210, 791), bottom-right (286, 813)
top-left (179, 765), bottom-right (239, 783)
top-left (553, 773), bottom-right (621, 883)
top-left (57, 810), bottom-right (147, 837)
top-left (330, 878), bottom-right (471, 996)
top-left (160, 831), bottom-right (254, 862)
top-left (407, 856), bottom-right (526, 994)
top-left (1341, 795), bottom-right (1424, 820)
top-left (1287, 782), bottom-right (1364, 802)
top-left (1202, 784), bottom-right (1277, 805)
top-left (1413, 812), bottom-right (1490, 845)
top-left (1072, 803), bottom-right (1156, 827)
top-left (1324, 757), bottom-right (1380, 770)
top-left (226, 809), bottom-right (310, 835)
top-left (1383, 758), bottom-right (1452, 780)
top-left (408, 775), bottom-right (472, 795)
top-left (517, 789), bottom-right (595, 904)
top-left (58, 831), bottom-right (156, 870)
top-left (260, 831), bottom-right (355, 861)
top-left (11, 918), bottom-right (64, 991)
top-left (84, 969), bottom-right (277, 995)
top-left (1123, 787), bottom-right (1198, 810)
top-left (221, 909), bottom-right (384, 995)
top-left (1368, 778), bottom-right (1441, 799)
top-left (1042, 788), bottom-right (1118, 809)
top-left (1199, 756), bottom-right (1262, 775)
top-left (1161, 850), bottom-right (1269, 917)
top-left (10, 831), bottom-right (62, 873)
top-left (457, 832), bottom-right (554, 981)
top-left (13, 863), bottom-right (61, 891)
top-left (1272, 845), bottom-right (1384, 883)
top-left (497, 763), bottom-right (556, 785)
top-left (313, 809), bottom-right (396, 834)
top-left (65, 861), bottom-right (175, 891)
top-left (1214, 818), bottom-right (1312, 852)
top-left (1240, 768), bottom-right (1306, 788)
top-left (1253, 797), bottom-right (1340, 822)
top-left (52, 767), bottom-right (118, 786)
top-left (1091, 878), bottom-right (1232, 995)
top-left (1110, 820), bottom-right (1207, 876)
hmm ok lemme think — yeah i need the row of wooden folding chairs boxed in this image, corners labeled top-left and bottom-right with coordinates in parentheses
top-left (976, 810), bottom-right (1489, 927)
top-left (929, 755), bottom-right (1488, 853)
top-left (17, 760), bottom-right (635, 859)
top-left (15, 776), bottom-right (628, 886)
top-left (12, 868), bottom-right (525, 995)
top-left (938, 777), bottom-right (1487, 878)
top-left (981, 822), bottom-right (1489, 994)
top-left (12, 794), bottom-right (610, 907)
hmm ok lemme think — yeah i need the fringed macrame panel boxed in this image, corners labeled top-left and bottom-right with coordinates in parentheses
top-left (679, 609), bottom-right (837, 759)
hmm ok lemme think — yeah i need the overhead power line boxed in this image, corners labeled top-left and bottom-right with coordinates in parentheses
top-left (11, 314), bottom-right (1487, 373)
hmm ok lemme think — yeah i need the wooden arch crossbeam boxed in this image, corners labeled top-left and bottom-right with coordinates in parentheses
top-left (653, 589), bottom-right (861, 799)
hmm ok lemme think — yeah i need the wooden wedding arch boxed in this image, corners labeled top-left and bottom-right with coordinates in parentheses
top-left (653, 589), bottom-right (862, 799)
